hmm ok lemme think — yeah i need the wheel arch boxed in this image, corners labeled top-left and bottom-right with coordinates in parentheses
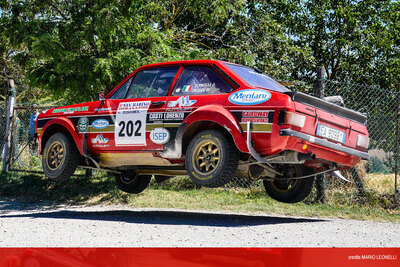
top-left (182, 105), bottom-right (248, 155)
top-left (40, 118), bottom-right (84, 155)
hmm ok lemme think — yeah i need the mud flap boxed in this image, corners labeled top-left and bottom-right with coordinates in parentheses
top-left (246, 121), bottom-right (270, 164)
top-left (329, 170), bottom-right (350, 183)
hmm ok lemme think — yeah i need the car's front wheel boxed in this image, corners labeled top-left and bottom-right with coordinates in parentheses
top-left (115, 172), bottom-right (151, 194)
top-left (185, 130), bottom-right (239, 188)
top-left (42, 132), bottom-right (80, 181)
top-left (263, 165), bottom-right (315, 203)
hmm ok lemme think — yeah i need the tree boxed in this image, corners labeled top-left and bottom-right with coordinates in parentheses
top-left (0, 0), bottom-right (312, 102)
top-left (266, 0), bottom-right (400, 89)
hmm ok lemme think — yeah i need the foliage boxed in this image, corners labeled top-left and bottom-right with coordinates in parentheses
top-left (0, 1), bottom-right (399, 101)
top-left (0, 0), bottom-right (309, 102)
top-left (368, 157), bottom-right (390, 174)
top-left (267, 0), bottom-right (400, 88)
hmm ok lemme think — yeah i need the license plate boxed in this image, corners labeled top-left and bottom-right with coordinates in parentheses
top-left (316, 124), bottom-right (346, 143)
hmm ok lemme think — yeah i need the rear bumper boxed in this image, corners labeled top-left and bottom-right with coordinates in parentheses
top-left (279, 129), bottom-right (370, 160)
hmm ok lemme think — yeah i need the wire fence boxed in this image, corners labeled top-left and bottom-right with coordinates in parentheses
top-left (8, 105), bottom-right (48, 172)
top-left (317, 80), bottom-right (399, 206)
top-left (1, 80), bottom-right (399, 207)
top-left (0, 103), bottom-right (6, 170)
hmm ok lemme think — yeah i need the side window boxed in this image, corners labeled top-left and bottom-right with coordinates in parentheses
top-left (172, 66), bottom-right (233, 95)
top-left (125, 66), bottom-right (179, 99)
top-left (109, 76), bottom-right (134, 99)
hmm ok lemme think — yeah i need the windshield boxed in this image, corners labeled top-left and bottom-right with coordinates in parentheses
top-left (225, 63), bottom-right (290, 92)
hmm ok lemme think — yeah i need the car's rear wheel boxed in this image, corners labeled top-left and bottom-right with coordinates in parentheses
top-left (115, 172), bottom-right (151, 194)
top-left (42, 132), bottom-right (80, 181)
top-left (185, 130), bottom-right (239, 188)
top-left (263, 165), bottom-right (315, 203)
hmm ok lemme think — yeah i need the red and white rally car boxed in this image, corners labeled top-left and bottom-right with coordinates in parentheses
top-left (36, 60), bottom-right (369, 203)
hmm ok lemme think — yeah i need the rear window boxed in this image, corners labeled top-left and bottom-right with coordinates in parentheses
top-left (225, 63), bottom-right (290, 93)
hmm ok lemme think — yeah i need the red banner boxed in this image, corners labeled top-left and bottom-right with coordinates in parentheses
top-left (0, 248), bottom-right (399, 267)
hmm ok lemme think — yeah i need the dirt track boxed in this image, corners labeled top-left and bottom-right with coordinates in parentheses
top-left (0, 199), bottom-right (399, 247)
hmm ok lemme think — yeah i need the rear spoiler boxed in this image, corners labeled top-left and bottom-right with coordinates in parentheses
top-left (284, 92), bottom-right (367, 125)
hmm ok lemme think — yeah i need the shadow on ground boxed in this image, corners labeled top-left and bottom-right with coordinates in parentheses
top-left (0, 209), bottom-right (326, 227)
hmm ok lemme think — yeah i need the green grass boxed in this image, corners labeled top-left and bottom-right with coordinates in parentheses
top-left (0, 172), bottom-right (399, 223)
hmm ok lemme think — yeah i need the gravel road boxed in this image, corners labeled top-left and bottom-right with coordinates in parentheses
top-left (0, 198), bottom-right (399, 247)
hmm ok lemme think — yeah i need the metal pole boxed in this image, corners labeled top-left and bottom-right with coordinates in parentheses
top-left (2, 79), bottom-right (15, 172)
top-left (316, 66), bottom-right (325, 98)
top-left (395, 83), bottom-right (400, 195)
top-left (315, 66), bottom-right (326, 203)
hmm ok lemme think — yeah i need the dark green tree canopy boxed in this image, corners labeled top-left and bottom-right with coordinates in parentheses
top-left (0, 0), bottom-right (399, 102)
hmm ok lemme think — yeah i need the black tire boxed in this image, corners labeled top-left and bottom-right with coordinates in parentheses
top-left (115, 173), bottom-right (151, 194)
top-left (42, 132), bottom-right (80, 181)
top-left (185, 129), bottom-right (239, 188)
top-left (263, 165), bottom-right (315, 203)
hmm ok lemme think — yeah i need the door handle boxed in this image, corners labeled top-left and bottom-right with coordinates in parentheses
top-left (151, 101), bottom-right (165, 107)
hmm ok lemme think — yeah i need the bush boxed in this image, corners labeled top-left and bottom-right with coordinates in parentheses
top-left (369, 156), bottom-right (390, 174)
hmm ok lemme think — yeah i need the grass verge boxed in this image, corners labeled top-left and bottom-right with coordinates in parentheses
top-left (0, 172), bottom-right (399, 223)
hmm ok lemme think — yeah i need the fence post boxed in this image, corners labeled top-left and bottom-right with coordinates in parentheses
top-left (2, 79), bottom-right (16, 172)
top-left (316, 67), bottom-right (325, 98)
top-left (396, 83), bottom-right (400, 195)
top-left (315, 66), bottom-right (326, 203)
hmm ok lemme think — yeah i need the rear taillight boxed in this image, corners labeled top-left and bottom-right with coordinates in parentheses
top-left (281, 111), bottom-right (305, 128)
top-left (357, 135), bottom-right (369, 149)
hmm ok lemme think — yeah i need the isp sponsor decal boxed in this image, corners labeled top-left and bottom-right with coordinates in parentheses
top-left (92, 119), bottom-right (109, 129)
top-left (150, 128), bottom-right (170, 145)
top-left (228, 89), bottom-right (271, 105)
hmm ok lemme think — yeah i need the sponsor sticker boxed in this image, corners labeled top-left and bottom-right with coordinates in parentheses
top-left (163, 112), bottom-right (184, 120)
top-left (150, 128), bottom-right (170, 145)
top-left (149, 112), bottom-right (185, 121)
top-left (53, 106), bottom-right (89, 114)
top-left (77, 117), bottom-right (89, 132)
top-left (94, 107), bottom-right (112, 112)
top-left (241, 111), bottom-right (270, 123)
top-left (179, 83), bottom-right (219, 94)
top-left (228, 89), bottom-right (271, 105)
top-left (165, 107), bottom-right (194, 112)
top-left (243, 111), bottom-right (269, 117)
top-left (242, 117), bottom-right (269, 123)
top-left (167, 96), bottom-right (196, 108)
top-left (149, 113), bottom-right (163, 121)
top-left (92, 119), bottom-right (109, 129)
top-left (91, 134), bottom-right (109, 144)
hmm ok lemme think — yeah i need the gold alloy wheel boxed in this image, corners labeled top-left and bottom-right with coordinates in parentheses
top-left (46, 141), bottom-right (65, 170)
top-left (192, 140), bottom-right (221, 175)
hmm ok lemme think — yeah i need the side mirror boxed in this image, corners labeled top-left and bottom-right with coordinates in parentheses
top-left (99, 92), bottom-right (105, 105)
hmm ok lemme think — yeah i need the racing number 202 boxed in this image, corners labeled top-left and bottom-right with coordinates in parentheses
top-left (118, 120), bottom-right (142, 137)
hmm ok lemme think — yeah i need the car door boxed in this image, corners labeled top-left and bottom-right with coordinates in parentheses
top-left (89, 66), bottom-right (180, 155)
top-left (166, 64), bottom-right (235, 114)
top-left (163, 65), bottom-right (235, 153)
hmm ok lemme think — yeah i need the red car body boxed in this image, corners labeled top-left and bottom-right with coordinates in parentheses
top-left (36, 60), bottom-right (369, 203)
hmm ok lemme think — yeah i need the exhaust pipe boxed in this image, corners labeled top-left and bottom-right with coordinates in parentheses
top-left (297, 153), bottom-right (316, 161)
